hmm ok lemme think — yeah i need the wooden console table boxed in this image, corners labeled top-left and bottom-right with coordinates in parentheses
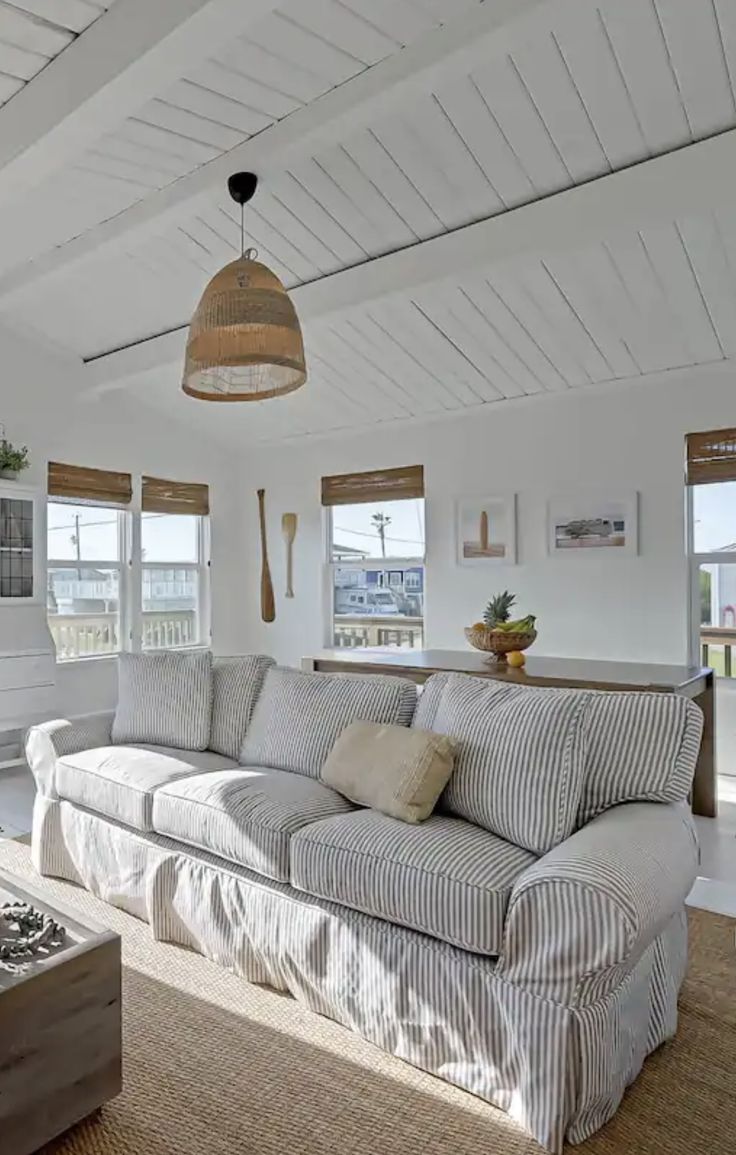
top-left (304, 649), bottom-right (716, 819)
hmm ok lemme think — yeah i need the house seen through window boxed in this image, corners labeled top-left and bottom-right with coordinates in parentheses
top-left (324, 466), bottom-right (425, 651)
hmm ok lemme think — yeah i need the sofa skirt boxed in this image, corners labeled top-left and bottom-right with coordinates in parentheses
top-left (32, 794), bottom-right (687, 1153)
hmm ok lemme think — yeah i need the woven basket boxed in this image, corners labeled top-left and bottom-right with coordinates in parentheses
top-left (464, 625), bottom-right (537, 660)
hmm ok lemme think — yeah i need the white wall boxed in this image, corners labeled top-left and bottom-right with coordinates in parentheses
top-left (235, 360), bottom-right (736, 669)
top-left (0, 324), bottom-right (247, 716)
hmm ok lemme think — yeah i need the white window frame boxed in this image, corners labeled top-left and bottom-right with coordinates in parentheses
top-left (140, 514), bottom-right (211, 651)
top-left (48, 497), bottom-right (211, 661)
top-left (686, 484), bottom-right (736, 668)
top-left (47, 501), bottom-right (129, 660)
top-left (323, 506), bottom-right (426, 649)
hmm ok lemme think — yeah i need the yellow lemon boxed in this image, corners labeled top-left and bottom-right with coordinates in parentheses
top-left (506, 651), bottom-right (526, 668)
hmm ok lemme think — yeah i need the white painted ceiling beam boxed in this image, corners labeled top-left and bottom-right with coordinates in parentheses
top-left (0, 0), bottom-right (280, 210)
top-left (0, 0), bottom-right (552, 303)
top-left (82, 124), bottom-right (736, 391)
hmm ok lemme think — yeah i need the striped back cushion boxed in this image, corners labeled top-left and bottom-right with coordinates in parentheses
top-left (210, 655), bottom-right (275, 759)
top-left (578, 692), bottom-right (703, 824)
top-left (240, 666), bottom-right (417, 778)
top-left (112, 650), bottom-right (213, 752)
top-left (425, 673), bottom-right (591, 854)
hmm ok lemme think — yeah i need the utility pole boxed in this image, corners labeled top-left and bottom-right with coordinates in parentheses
top-left (71, 514), bottom-right (81, 563)
top-left (371, 512), bottom-right (391, 558)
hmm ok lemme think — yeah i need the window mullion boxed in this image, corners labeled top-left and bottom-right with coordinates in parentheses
top-left (129, 499), bottom-right (143, 652)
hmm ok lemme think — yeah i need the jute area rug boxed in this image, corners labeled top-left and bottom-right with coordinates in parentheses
top-left (1, 839), bottom-right (733, 1155)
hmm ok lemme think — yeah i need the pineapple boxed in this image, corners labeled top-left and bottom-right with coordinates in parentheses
top-left (483, 590), bottom-right (516, 628)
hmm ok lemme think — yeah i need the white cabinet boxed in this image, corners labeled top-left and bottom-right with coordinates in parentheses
top-left (0, 483), bottom-right (56, 738)
top-left (0, 482), bottom-right (44, 604)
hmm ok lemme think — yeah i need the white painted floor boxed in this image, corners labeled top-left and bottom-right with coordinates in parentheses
top-left (1, 764), bottom-right (735, 916)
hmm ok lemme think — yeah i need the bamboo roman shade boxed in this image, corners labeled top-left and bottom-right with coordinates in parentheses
top-left (48, 461), bottom-right (132, 507)
top-left (686, 429), bottom-right (736, 486)
top-left (142, 476), bottom-right (210, 516)
top-left (321, 465), bottom-right (424, 507)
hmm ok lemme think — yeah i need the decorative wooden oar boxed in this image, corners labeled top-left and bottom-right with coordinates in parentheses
top-left (281, 513), bottom-right (297, 598)
top-left (257, 489), bottom-right (275, 623)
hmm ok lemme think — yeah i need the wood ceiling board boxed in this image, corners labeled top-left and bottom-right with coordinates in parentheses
top-left (306, 143), bottom-right (417, 254)
top-left (266, 170), bottom-right (368, 266)
top-left (677, 213), bottom-right (736, 358)
top-left (0, 6), bottom-right (72, 54)
top-left (518, 262), bottom-right (616, 383)
top-left (284, 156), bottom-right (392, 258)
top-left (638, 220), bottom-right (725, 364)
top-left (0, 39), bottom-right (50, 81)
top-left (653, 0), bottom-right (736, 140)
top-left (340, 128), bottom-right (443, 241)
top-left (551, 5), bottom-right (649, 170)
top-left (601, 231), bottom-right (691, 374)
top-left (411, 281), bottom-right (536, 399)
top-left (459, 274), bottom-right (569, 393)
top-left (598, 1), bottom-right (691, 153)
top-left (314, 324), bottom-right (418, 419)
top-left (78, 151), bottom-right (168, 189)
top-left (487, 267), bottom-right (592, 388)
top-left (115, 118), bottom-right (221, 166)
top-left (284, 0), bottom-right (400, 66)
top-left (508, 29), bottom-right (611, 184)
top-left (163, 74), bottom-right (281, 133)
top-left (251, 191), bottom-right (346, 276)
top-left (340, 311), bottom-right (462, 411)
top-left (432, 73), bottom-right (536, 210)
top-left (12, 1), bottom-right (109, 36)
top-left (374, 295), bottom-right (500, 408)
top-left (470, 53), bottom-right (572, 197)
top-left (541, 251), bottom-right (641, 380)
top-left (136, 99), bottom-right (246, 152)
top-left (338, 0), bottom-right (437, 47)
top-left (247, 12), bottom-right (365, 88)
top-left (330, 314), bottom-right (450, 414)
top-left (0, 73), bottom-right (23, 104)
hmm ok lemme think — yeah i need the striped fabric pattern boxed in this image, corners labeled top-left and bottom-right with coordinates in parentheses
top-left (30, 795), bottom-right (689, 1155)
top-left (431, 673), bottom-right (592, 854)
top-left (241, 667), bottom-right (417, 778)
top-left (499, 800), bottom-right (699, 1005)
top-left (56, 745), bottom-right (237, 832)
top-left (578, 692), bottom-right (704, 823)
top-left (25, 712), bottom-right (115, 799)
top-left (291, 809), bottom-right (536, 955)
top-left (112, 650), bottom-right (213, 751)
top-left (209, 655), bottom-right (275, 759)
top-left (153, 767), bottom-right (354, 882)
top-left (411, 672), bottom-right (451, 730)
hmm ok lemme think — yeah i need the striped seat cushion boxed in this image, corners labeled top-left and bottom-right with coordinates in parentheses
top-left (112, 650), bottom-right (213, 751)
top-left (56, 745), bottom-right (238, 832)
top-left (152, 767), bottom-right (354, 883)
top-left (240, 667), bottom-right (417, 778)
top-left (210, 655), bottom-right (275, 759)
top-left (291, 809), bottom-right (536, 955)
top-left (425, 674), bottom-right (592, 854)
top-left (578, 692), bottom-right (704, 824)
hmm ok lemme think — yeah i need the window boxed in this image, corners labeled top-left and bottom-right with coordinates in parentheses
top-left (323, 466), bottom-right (425, 651)
top-left (141, 512), bottom-right (209, 650)
top-left (47, 465), bottom-right (209, 661)
top-left (687, 429), bottom-right (736, 683)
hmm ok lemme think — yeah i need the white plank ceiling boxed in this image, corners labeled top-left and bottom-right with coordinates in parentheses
top-left (2, 0), bottom-right (736, 445)
top-left (0, 1), bottom-right (115, 107)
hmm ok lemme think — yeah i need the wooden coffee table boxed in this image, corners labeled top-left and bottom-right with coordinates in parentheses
top-left (0, 867), bottom-right (122, 1155)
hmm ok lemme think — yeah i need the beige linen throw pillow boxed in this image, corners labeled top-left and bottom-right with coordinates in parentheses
top-left (321, 721), bottom-right (456, 824)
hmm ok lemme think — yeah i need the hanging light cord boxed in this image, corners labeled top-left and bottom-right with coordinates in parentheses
top-left (240, 200), bottom-right (244, 258)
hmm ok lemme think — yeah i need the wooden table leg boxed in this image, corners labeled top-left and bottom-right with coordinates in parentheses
top-left (691, 679), bottom-right (717, 818)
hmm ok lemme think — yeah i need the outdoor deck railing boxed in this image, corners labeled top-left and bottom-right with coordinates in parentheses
top-left (49, 610), bottom-right (196, 659)
top-left (333, 615), bottom-right (423, 650)
top-left (701, 625), bottom-right (736, 676)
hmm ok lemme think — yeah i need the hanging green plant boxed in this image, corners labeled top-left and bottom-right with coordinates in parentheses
top-left (0, 437), bottom-right (29, 479)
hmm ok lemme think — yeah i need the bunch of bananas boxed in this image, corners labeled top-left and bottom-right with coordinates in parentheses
top-left (493, 614), bottom-right (537, 633)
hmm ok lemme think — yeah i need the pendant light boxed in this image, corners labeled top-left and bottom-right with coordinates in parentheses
top-left (182, 172), bottom-right (307, 401)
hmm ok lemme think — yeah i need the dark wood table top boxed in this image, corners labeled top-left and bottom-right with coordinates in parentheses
top-left (308, 648), bottom-right (712, 692)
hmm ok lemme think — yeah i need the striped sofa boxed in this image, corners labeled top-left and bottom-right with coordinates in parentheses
top-left (26, 659), bottom-right (703, 1152)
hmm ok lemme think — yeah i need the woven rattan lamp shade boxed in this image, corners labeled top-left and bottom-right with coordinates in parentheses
top-left (182, 254), bottom-right (306, 402)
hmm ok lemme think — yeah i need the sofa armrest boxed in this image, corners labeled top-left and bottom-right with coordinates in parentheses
top-left (26, 713), bottom-right (114, 799)
top-left (496, 801), bottom-right (698, 1007)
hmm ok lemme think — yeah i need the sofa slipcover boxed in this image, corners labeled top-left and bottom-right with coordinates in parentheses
top-left (56, 744), bottom-right (237, 832)
top-left (241, 666), bottom-right (417, 777)
top-left (153, 767), bottom-right (354, 882)
top-left (291, 809), bottom-right (536, 955)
